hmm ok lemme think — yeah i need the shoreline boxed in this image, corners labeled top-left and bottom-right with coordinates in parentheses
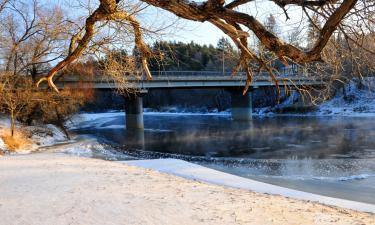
top-left (125, 158), bottom-right (375, 213)
top-left (1, 153), bottom-right (374, 225)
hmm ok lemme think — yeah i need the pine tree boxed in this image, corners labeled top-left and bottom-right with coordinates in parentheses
top-left (307, 15), bottom-right (321, 49)
top-left (264, 14), bottom-right (279, 35)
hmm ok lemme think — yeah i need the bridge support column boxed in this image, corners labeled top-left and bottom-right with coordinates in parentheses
top-left (229, 89), bottom-right (252, 121)
top-left (125, 94), bottom-right (144, 129)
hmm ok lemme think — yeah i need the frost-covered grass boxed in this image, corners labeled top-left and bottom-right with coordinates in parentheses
top-left (1, 132), bottom-right (32, 152)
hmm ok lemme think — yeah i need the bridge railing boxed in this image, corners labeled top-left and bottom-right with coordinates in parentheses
top-left (149, 69), bottom-right (304, 78)
top-left (55, 67), bottom-right (311, 83)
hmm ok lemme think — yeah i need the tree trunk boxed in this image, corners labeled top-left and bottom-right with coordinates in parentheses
top-left (10, 110), bottom-right (15, 137)
top-left (31, 65), bottom-right (37, 84)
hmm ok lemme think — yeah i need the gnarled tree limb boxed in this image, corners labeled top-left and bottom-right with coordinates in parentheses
top-left (38, 0), bottom-right (365, 93)
top-left (37, 0), bottom-right (152, 91)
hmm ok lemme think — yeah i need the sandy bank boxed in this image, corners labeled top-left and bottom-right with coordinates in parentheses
top-left (1, 153), bottom-right (374, 225)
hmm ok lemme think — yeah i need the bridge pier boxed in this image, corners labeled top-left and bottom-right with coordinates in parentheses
top-left (229, 89), bottom-right (252, 121)
top-left (124, 94), bottom-right (144, 129)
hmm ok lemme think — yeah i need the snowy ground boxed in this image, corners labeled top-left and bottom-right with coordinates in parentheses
top-left (0, 117), bottom-right (68, 154)
top-left (1, 153), bottom-right (374, 225)
top-left (1, 81), bottom-right (375, 224)
top-left (255, 79), bottom-right (375, 117)
top-left (313, 81), bottom-right (375, 116)
top-left (126, 158), bottom-right (375, 213)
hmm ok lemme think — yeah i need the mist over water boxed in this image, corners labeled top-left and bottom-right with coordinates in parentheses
top-left (72, 112), bottom-right (375, 204)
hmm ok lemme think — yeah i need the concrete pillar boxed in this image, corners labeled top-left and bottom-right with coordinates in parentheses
top-left (230, 90), bottom-right (252, 121)
top-left (125, 95), bottom-right (144, 129)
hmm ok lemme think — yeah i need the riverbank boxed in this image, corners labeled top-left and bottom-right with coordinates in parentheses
top-left (1, 153), bottom-right (374, 225)
top-left (0, 116), bottom-right (69, 154)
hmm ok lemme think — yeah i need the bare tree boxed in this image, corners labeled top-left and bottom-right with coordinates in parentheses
top-left (35, 0), bottom-right (374, 95)
top-left (0, 74), bottom-right (35, 136)
top-left (0, 0), bottom-right (71, 81)
top-left (0, 0), bottom-right (10, 13)
top-left (0, 0), bottom-right (92, 137)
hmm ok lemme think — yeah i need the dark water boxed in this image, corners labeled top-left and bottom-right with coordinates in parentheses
top-left (72, 112), bottom-right (375, 204)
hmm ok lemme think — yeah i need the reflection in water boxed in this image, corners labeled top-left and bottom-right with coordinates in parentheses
top-left (123, 129), bottom-right (145, 150)
top-left (73, 113), bottom-right (375, 204)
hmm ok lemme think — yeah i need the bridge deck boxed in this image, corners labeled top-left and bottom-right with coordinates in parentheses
top-left (56, 71), bottom-right (325, 89)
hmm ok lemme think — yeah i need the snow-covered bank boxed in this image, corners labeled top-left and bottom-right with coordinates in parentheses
top-left (1, 153), bottom-right (374, 225)
top-left (254, 79), bottom-right (375, 117)
top-left (0, 116), bottom-right (68, 154)
top-left (314, 80), bottom-right (375, 116)
top-left (38, 135), bottom-right (135, 161)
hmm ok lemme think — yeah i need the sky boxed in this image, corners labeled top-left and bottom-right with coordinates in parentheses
top-left (164, 21), bottom-right (227, 46)
top-left (137, 0), bottom-right (306, 46)
top-left (42, 0), bottom-right (308, 47)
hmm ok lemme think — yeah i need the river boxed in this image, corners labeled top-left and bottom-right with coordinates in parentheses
top-left (68, 112), bottom-right (375, 204)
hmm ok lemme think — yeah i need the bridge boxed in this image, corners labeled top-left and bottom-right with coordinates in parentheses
top-left (59, 70), bottom-right (323, 89)
top-left (57, 70), bottom-right (325, 129)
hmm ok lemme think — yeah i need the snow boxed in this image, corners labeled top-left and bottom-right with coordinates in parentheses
top-left (67, 112), bottom-right (124, 129)
top-left (124, 158), bottom-right (375, 214)
top-left (313, 80), bottom-right (375, 116)
top-left (67, 110), bottom-right (231, 130)
top-left (40, 136), bottom-right (135, 161)
top-left (30, 124), bottom-right (67, 146)
top-left (0, 116), bottom-right (69, 153)
top-left (3, 154), bottom-right (374, 225)
top-left (254, 78), bottom-right (375, 117)
top-left (0, 137), bottom-right (6, 152)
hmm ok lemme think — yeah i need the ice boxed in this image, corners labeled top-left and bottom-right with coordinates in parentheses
top-left (124, 158), bottom-right (375, 213)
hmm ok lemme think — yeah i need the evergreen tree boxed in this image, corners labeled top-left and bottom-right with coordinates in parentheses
top-left (148, 40), bottom-right (238, 72)
top-left (307, 15), bottom-right (321, 49)
top-left (264, 14), bottom-right (280, 35)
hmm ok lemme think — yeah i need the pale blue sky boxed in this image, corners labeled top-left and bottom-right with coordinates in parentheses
top-left (42, 0), bottom-right (308, 47)
top-left (136, 1), bottom-right (307, 47)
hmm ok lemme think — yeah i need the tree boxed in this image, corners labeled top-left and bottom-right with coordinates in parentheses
top-left (264, 14), bottom-right (280, 36)
top-left (217, 37), bottom-right (238, 73)
top-left (0, 74), bottom-right (35, 136)
top-left (0, 0), bottom-right (92, 137)
top-left (306, 15), bottom-right (321, 49)
top-left (147, 40), bottom-right (239, 72)
top-left (0, 0), bottom-right (72, 81)
top-left (33, 0), bottom-right (373, 96)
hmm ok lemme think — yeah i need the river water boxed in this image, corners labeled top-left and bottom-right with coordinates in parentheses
top-left (71, 112), bottom-right (375, 204)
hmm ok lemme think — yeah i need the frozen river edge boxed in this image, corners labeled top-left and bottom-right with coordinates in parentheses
top-left (125, 158), bottom-right (375, 214)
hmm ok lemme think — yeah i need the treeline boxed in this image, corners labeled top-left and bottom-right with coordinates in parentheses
top-left (64, 38), bottom-right (243, 74)
top-left (148, 38), bottom-right (239, 72)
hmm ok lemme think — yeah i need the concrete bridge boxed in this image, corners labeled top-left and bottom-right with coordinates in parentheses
top-left (58, 70), bottom-right (325, 129)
